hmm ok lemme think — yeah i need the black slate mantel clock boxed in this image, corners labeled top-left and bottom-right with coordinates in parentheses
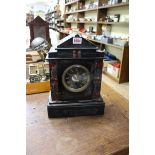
top-left (46, 34), bottom-right (105, 118)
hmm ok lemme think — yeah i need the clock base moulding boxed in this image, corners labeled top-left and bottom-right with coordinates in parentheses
top-left (47, 95), bottom-right (105, 118)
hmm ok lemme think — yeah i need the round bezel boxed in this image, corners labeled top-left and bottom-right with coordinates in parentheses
top-left (62, 65), bottom-right (91, 93)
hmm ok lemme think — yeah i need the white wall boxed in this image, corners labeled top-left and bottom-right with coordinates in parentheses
top-left (71, 23), bottom-right (77, 28)
top-left (110, 25), bottom-right (129, 38)
top-left (106, 46), bottom-right (123, 61)
top-left (85, 10), bottom-right (98, 21)
top-left (107, 6), bottom-right (129, 38)
top-left (59, 0), bottom-right (65, 14)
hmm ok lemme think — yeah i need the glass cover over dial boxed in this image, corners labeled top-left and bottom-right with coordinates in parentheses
top-left (62, 65), bottom-right (91, 92)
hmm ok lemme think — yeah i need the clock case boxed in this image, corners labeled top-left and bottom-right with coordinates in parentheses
top-left (29, 16), bottom-right (51, 46)
top-left (46, 34), bottom-right (105, 117)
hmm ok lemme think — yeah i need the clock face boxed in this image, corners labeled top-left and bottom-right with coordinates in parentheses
top-left (62, 65), bottom-right (91, 93)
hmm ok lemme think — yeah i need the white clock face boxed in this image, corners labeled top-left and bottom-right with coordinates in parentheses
top-left (62, 65), bottom-right (91, 93)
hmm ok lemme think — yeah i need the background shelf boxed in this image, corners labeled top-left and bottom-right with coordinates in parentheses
top-left (55, 0), bottom-right (129, 83)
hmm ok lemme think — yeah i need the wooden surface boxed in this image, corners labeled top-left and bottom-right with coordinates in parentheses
top-left (26, 82), bottom-right (129, 155)
top-left (26, 81), bottom-right (50, 95)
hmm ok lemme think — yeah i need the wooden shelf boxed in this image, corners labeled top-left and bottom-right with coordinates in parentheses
top-left (65, 7), bottom-right (98, 14)
top-left (66, 21), bottom-right (128, 25)
top-left (65, 11), bottom-right (77, 15)
top-left (65, 21), bottom-right (97, 24)
top-left (57, 30), bottom-right (126, 49)
top-left (57, 25), bottom-right (64, 27)
top-left (98, 22), bottom-right (129, 25)
top-left (57, 19), bottom-right (64, 22)
top-left (88, 39), bottom-right (125, 49)
top-left (65, 21), bottom-right (77, 23)
top-left (65, 0), bottom-right (79, 6)
top-left (79, 21), bottom-right (97, 24)
top-left (98, 2), bottom-right (129, 9)
top-left (45, 5), bottom-right (63, 33)
top-left (60, 0), bottom-right (129, 83)
top-left (65, 2), bottom-right (129, 14)
top-left (76, 7), bottom-right (98, 13)
top-left (57, 31), bottom-right (126, 49)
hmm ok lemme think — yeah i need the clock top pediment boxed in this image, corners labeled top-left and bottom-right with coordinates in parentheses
top-left (56, 34), bottom-right (98, 50)
top-left (29, 16), bottom-right (48, 25)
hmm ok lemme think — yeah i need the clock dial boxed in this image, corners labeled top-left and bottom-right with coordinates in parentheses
top-left (62, 65), bottom-right (90, 92)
